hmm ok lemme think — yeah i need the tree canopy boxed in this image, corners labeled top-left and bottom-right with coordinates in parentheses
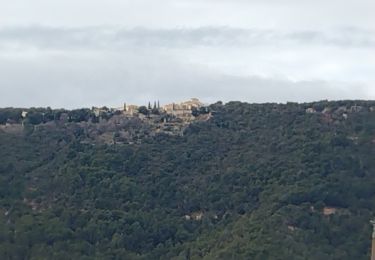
top-left (0, 100), bottom-right (374, 259)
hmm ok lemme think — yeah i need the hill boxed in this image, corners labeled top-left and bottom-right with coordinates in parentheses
top-left (0, 100), bottom-right (375, 259)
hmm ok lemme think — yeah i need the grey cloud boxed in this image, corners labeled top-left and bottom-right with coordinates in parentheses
top-left (0, 52), bottom-right (369, 109)
top-left (288, 27), bottom-right (375, 48)
top-left (0, 26), bottom-right (374, 51)
top-left (0, 0), bottom-right (373, 109)
top-left (1, 26), bottom-right (373, 108)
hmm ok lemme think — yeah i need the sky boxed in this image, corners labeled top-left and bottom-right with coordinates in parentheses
top-left (0, 0), bottom-right (374, 108)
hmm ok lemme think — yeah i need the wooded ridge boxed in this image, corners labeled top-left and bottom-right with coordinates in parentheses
top-left (0, 100), bottom-right (374, 259)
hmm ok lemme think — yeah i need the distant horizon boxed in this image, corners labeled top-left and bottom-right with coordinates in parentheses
top-left (1, 0), bottom-right (374, 108)
top-left (2, 98), bottom-right (375, 110)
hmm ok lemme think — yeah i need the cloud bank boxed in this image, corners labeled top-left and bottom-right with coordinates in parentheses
top-left (0, 0), bottom-right (374, 108)
top-left (0, 26), bottom-right (374, 50)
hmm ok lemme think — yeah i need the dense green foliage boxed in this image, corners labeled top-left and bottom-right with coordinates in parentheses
top-left (0, 107), bottom-right (115, 125)
top-left (0, 100), bottom-right (375, 259)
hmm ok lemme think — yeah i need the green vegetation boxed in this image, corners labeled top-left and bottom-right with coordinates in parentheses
top-left (0, 100), bottom-right (374, 259)
top-left (0, 107), bottom-right (116, 126)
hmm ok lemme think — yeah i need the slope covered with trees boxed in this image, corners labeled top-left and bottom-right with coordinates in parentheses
top-left (0, 100), bottom-right (375, 259)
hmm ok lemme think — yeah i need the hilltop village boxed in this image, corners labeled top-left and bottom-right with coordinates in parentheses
top-left (93, 98), bottom-right (209, 123)
top-left (88, 98), bottom-right (212, 144)
top-left (0, 98), bottom-right (212, 145)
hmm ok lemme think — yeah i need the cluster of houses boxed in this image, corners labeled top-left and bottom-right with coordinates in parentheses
top-left (89, 98), bottom-right (210, 139)
top-left (92, 98), bottom-right (208, 122)
top-left (125, 98), bottom-right (205, 119)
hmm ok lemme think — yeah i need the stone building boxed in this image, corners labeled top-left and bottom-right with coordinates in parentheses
top-left (163, 98), bottom-right (203, 112)
top-left (124, 104), bottom-right (139, 116)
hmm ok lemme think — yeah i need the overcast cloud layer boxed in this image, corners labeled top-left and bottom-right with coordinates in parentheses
top-left (1, 0), bottom-right (374, 108)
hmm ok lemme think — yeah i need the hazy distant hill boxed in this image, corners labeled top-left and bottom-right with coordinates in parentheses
top-left (0, 100), bottom-right (375, 260)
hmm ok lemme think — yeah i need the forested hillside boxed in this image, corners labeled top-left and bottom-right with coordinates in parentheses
top-left (1, 100), bottom-right (375, 259)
